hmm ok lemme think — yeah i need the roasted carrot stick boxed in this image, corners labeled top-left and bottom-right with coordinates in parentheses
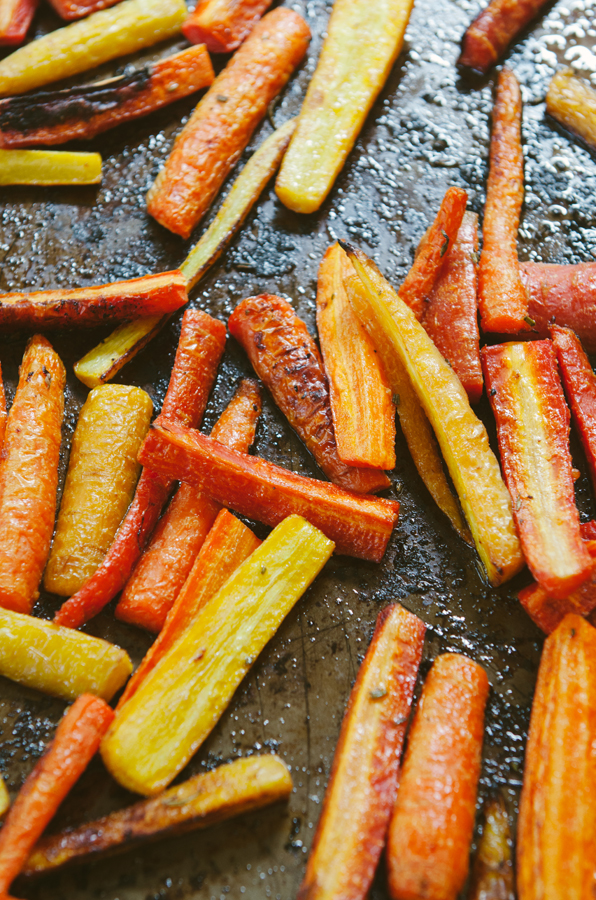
top-left (517, 614), bottom-right (596, 900)
top-left (0, 363), bottom-right (6, 451)
top-left (519, 541), bottom-right (596, 634)
top-left (114, 378), bottom-right (261, 632)
top-left (182, 0), bottom-right (272, 51)
top-left (483, 340), bottom-right (591, 599)
top-left (0, 336), bottom-right (65, 614)
top-left (478, 68), bottom-right (528, 334)
top-left (398, 186), bottom-right (467, 321)
top-left (546, 69), bottom-right (596, 152)
top-left (0, 270), bottom-right (187, 330)
top-left (138, 421), bottom-right (400, 562)
top-left (521, 261), bottom-right (596, 351)
top-left (298, 604), bottom-right (425, 900)
top-left (228, 294), bottom-right (390, 493)
top-left (422, 211), bottom-right (483, 404)
top-left (316, 243), bottom-right (396, 470)
top-left (459, 0), bottom-right (551, 73)
top-left (469, 796), bottom-right (515, 900)
top-left (147, 8), bottom-right (310, 239)
top-left (118, 509), bottom-right (260, 707)
top-left (386, 653), bottom-right (489, 900)
top-left (0, 0), bottom-right (36, 45)
top-left (47, 0), bottom-right (125, 20)
top-left (53, 310), bottom-right (226, 629)
top-left (0, 46), bottom-right (214, 148)
top-left (0, 694), bottom-right (113, 895)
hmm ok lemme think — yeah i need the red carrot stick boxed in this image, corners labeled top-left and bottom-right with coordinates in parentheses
top-left (114, 378), bottom-right (261, 633)
top-left (47, 0), bottom-right (127, 20)
top-left (182, 0), bottom-right (272, 52)
top-left (0, 363), bottom-right (6, 451)
top-left (0, 336), bottom-right (65, 614)
top-left (459, 0), bottom-right (551, 74)
top-left (520, 261), bottom-right (596, 351)
top-left (228, 294), bottom-right (390, 494)
top-left (478, 68), bottom-right (528, 334)
top-left (582, 520), bottom-right (596, 541)
top-left (0, 0), bottom-right (37, 46)
top-left (53, 310), bottom-right (226, 629)
top-left (423, 211), bottom-right (483, 404)
top-left (519, 541), bottom-right (596, 634)
top-left (147, 8), bottom-right (310, 238)
top-left (0, 694), bottom-right (113, 894)
top-left (386, 653), bottom-right (489, 900)
top-left (138, 421), bottom-right (400, 562)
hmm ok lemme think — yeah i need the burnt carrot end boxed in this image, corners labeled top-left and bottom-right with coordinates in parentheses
top-left (517, 614), bottom-right (596, 900)
top-left (229, 294), bottom-right (390, 494)
top-left (469, 795), bottom-right (515, 900)
top-left (0, 270), bottom-right (188, 330)
top-left (459, 0), bottom-right (551, 74)
top-left (183, 0), bottom-right (272, 52)
top-left (298, 604), bottom-right (425, 900)
top-left (317, 244), bottom-right (396, 470)
top-left (147, 8), bottom-right (310, 239)
top-left (520, 261), bottom-right (596, 351)
top-left (423, 211), bottom-right (483, 403)
top-left (0, 0), bottom-right (37, 45)
top-left (519, 540), bottom-right (596, 634)
top-left (387, 653), bottom-right (489, 900)
top-left (483, 340), bottom-right (591, 599)
top-left (0, 46), bottom-right (215, 148)
top-left (138, 422), bottom-right (399, 562)
top-left (478, 68), bottom-right (528, 334)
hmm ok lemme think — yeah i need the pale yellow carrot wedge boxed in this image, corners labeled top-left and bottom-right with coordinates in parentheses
top-left (0, 777), bottom-right (9, 819)
top-left (0, 149), bottom-right (101, 185)
top-left (101, 515), bottom-right (334, 796)
top-left (74, 316), bottom-right (167, 389)
top-left (0, 0), bottom-right (186, 97)
top-left (345, 244), bottom-right (523, 586)
top-left (546, 69), bottom-right (596, 151)
top-left (275, 0), bottom-right (413, 213)
top-left (0, 607), bottom-right (132, 701)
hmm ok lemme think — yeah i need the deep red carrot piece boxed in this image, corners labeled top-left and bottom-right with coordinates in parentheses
top-left (229, 294), bottom-right (390, 494)
top-left (0, 363), bottom-right (6, 451)
top-left (478, 68), bottom-right (528, 334)
top-left (423, 211), bottom-right (483, 404)
top-left (582, 520), bottom-right (596, 541)
top-left (298, 604), bottom-right (425, 900)
top-left (520, 261), bottom-right (596, 351)
top-left (386, 653), bottom-right (489, 900)
top-left (138, 421), bottom-right (400, 562)
top-left (0, 336), bottom-right (65, 614)
top-left (53, 310), bottom-right (226, 629)
top-left (519, 541), bottom-right (596, 634)
top-left (0, 0), bottom-right (37, 45)
top-left (459, 0), bottom-right (551, 74)
top-left (482, 340), bottom-right (591, 599)
top-left (114, 378), bottom-right (261, 633)
top-left (147, 8), bottom-right (310, 238)
top-left (0, 694), bottom-right (113, 894)
top-left (182, 0), bottom-right (272, 51)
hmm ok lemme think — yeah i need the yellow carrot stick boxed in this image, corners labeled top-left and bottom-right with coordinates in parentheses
top-left (0, 776), bottom-right (9, 820)
top-left (74, 316), bottom-right (166, 389)
top-left (0, 149), bottom-right (101, 185)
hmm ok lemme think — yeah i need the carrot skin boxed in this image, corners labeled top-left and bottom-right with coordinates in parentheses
top-left (0, 336), bottom-right (65, 614)
top-left (47, 0), bottom-right (128, 20)
top-left (182, 0), bottom-right (272, 52)
top-left (0, 694), bottom-right (113, 894)
top-left (147, 8), bottom-right (310, 239)
top-left (138, 421), bottom-right (400, 563)
top-left (478, 68), bottom-right (528, 334)
top-left (53, 310), bottom-right (226, 629)
top-left (114, 378), bottom-right (261, 632)
top-left (581, 520), bottom-right (596, 540)
top-left (298, 603), bottom-right (425, 900)
top-left (459, 0), bottom-right (551, 73)
top-left (386, 653), bottom-right (489, 900)
top-left (0, 0), bottom-right (37, 46)
top-left (229, 294), bottom-right (390, 493)
top-left (0, 363), bottom-right (6, 451)
top-left (519, 540), bottom-right (596, 634)
top-left (423, 211), bottom-right (483, 404)
top-left (521, 261), bottom-right (596, 351)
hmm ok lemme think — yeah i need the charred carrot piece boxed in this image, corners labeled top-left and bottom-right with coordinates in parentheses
top-left (183, 0), bottom-right (272, 52)
top-left (387, 653), bottom-right (489, 900)
top-left (519, 540), bottom-right (596, 634)
top-left (0, 46), bottom-right (214, 148)
top-left (147, 8), bottom-right (310, 239)
top-left (53, 310), bottom-right (226, 629)
top-left (0, 364), bottom-right (6, 451)
top-left (0, 0), bottom-right (37, 46)
top-left (0, 270), bottom-right (187, 330)
top-left (459, 0), bottom-right (551, 73)
top-left (521, 261), bottom-right (596, 351)
top-left (138, 422), bottom-right (400, 562)
top-left (316, 244), bottom-right (396, 470)
top-left (114, 378), bottom-right (261, 633)
top-left (0, 694), bottom-right (113, 894)
top-left (0, 336), bottom-right (65, 614)
top-left (298, 604), bottom-right (425, 900)
top-left (423, 212), bottom-right (483, 404)
top-left (229, 294), bottom-right (390, 494)
top-left (399, 186), bottom-right (467, 321)
top-left (478, 68), bottom-right (528, 334)
top-left (469, 795), bottom-right (515, 900)
top-left (483, 340), bottom-right (591, 599)
top-left (517, 614), bottom-right (596, 900)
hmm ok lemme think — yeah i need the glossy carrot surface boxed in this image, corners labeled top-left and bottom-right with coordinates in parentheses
top-left (519, 541), bottom-right (596, 634)
top-left (459, 0), bottom-right (551, 73)
top-left (521, 261), bottom-right (596, 351)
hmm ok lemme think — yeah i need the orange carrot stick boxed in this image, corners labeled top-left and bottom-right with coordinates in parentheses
top-left (53, 310), bottom-right (226, 629)
top-left (519, 540), bottom-right (596, 634)
top-left (229, 294), bottom-right (390, 493)
top-left (0, 336), bottom-right (65, 614)
top-left (147, 8), bottom-right (310, 239)
top-left (114, 378), bottom-right (261, 632)
top-left (0, 694), bottom-right (113, 895)
top-left (118, 509), bottom-right (260, 708)
top-left (138, 421), bottom-right (400, 562)
top-left (47, 0), bottom-right (127, 20)
top-left (458, 0), bottom-right (551, 74)
top-left (478, 68), bottom-right (528, 334)
top-left (386, 653), bottom-right (489, 900)
top-left (0, 0), bottom-right (37, 46)
top-left (182, 0), bottom-right (272, 52)
top-left (0, 363), bottom-right (6, 451)
top-left (298, 603), bottom-right (425, 900)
